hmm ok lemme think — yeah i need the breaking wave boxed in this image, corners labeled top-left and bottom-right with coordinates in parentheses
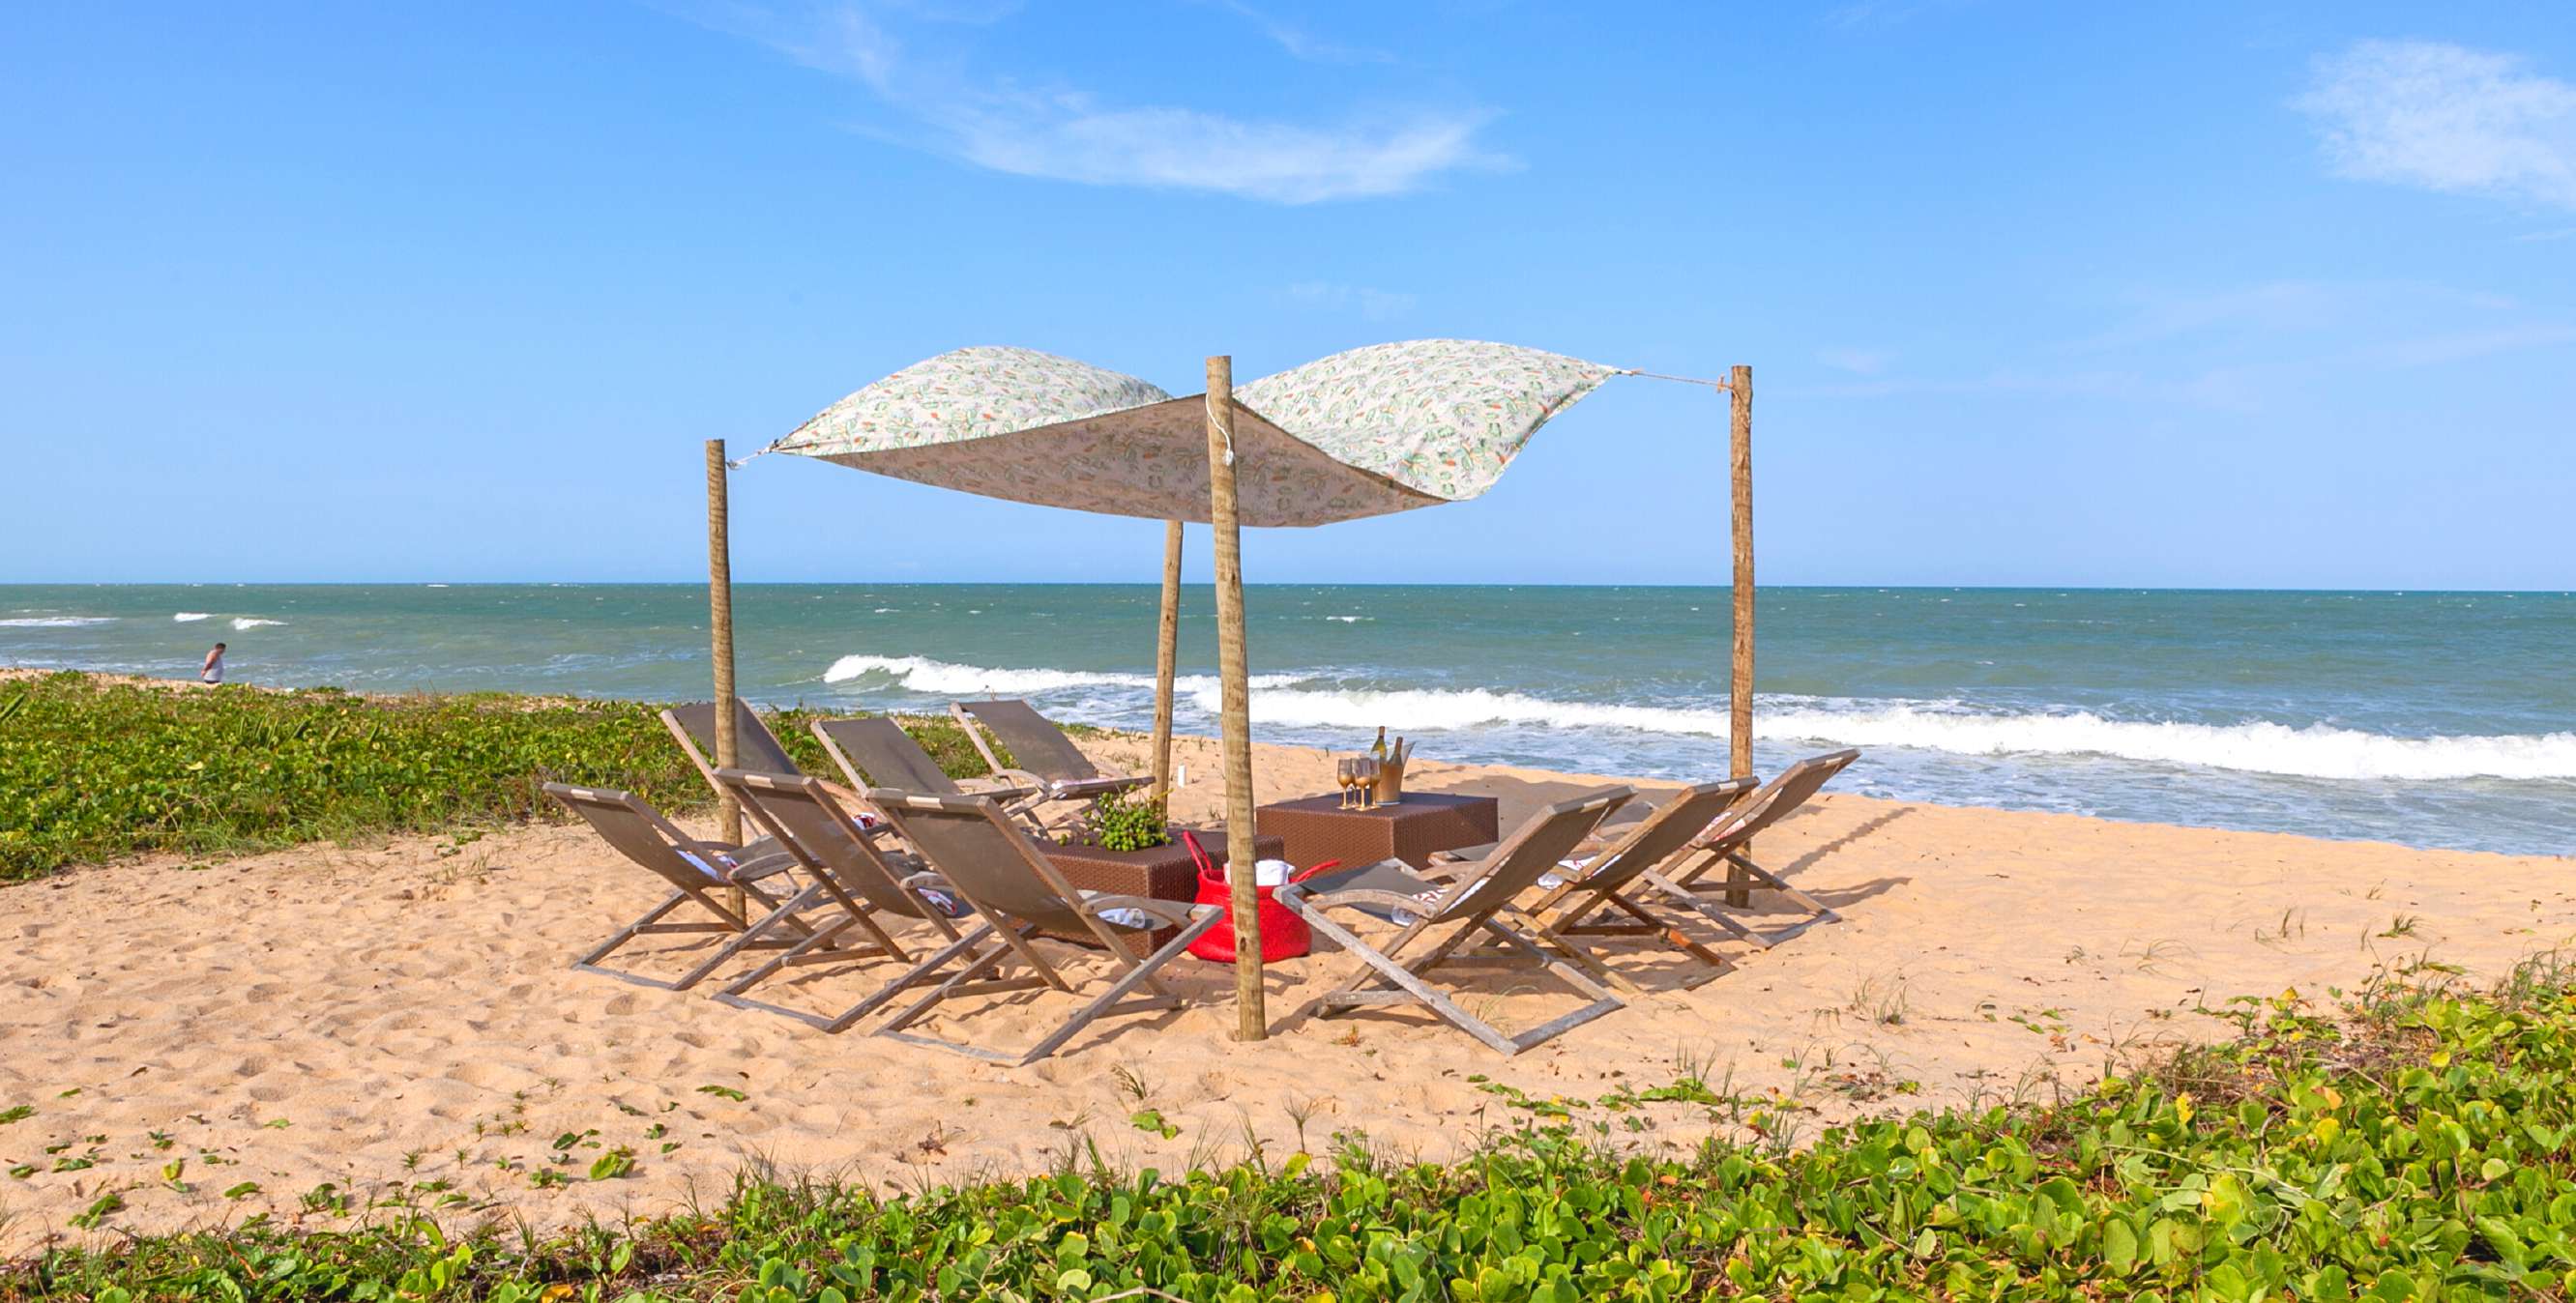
top-left (820, 654), bottom-right (2576, 784)
top-left (0, 616), bottom-right (114, 627)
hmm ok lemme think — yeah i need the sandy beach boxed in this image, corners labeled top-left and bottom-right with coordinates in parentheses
top-left (5, 727), bottom-right (2570, 1255)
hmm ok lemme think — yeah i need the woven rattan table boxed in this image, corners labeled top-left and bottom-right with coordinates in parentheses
top-left (1256, 792), bottom-right (1500, 872)
top-left (1040, 827), bottom-right (1284, 956)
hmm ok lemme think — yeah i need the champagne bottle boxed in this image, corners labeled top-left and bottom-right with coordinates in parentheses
top-left (1371, 726), bottom-right (1388, 760)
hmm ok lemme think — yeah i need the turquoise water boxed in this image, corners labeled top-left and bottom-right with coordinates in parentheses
top-left (5, 584), bottom-right (2572, 854)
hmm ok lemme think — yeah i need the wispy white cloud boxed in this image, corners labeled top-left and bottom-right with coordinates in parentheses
top-left (1823, 1), bottom-right (1925, 31)
top-left (2295, 39), bottom-right (2576, 212)
top-left (2362, 324), bottom-right (2576, 367)
top-left (1815, 346), bottom-right (1890, 375)
top-left (2070, 280), bottom-right (2520, 353)
top-left (676, 1), bottom-right (1503, 203)
top-left (1789, 277), bottom-right (2569, 408)
top-left (1205, 0), bottom-right (1391, 65)
top-left (1285, 281), bottom-right (1417, 321)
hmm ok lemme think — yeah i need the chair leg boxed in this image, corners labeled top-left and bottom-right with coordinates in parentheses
top-left (876, 927), bottom-right (1025, 1036)
top-left (1015, 911), bottom-right (1226, 1064)
top-left (671, 882), bottom-right (824, 991)
top-left (572, 890), bottom-right (762, 990)
top-left (571, 889), bottom-right (688, 971)
top-left (1501, 907), bottom-right (1643, 997)
top-left (1729, 853), bottom-right (1842, 922)
top-left (1289, 909), bottom-right (1528, 1057)
top-left (711, 910), bottom-right (865, 1020)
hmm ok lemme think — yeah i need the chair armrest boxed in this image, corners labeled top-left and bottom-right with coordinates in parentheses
top-left (1047, 774), bottom-right (1152, 800)
top-left (722, 850), bottom-right (800, 882)
top-left (1427, 841), bottom-right (1499, 866)
top-left (958, 779), bottom-right (1041, 803)
top-left (1078, 894), bottom-right (1204, 927)
top-left (1282, 887), bottom-right (1440, 918)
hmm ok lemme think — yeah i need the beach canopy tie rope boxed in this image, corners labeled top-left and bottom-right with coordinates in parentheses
top-left (754, 339), bottom-right (1652, 528)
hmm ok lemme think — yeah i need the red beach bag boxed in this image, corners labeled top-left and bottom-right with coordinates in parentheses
top-left (1181, 830), bottom-right (1336, 963)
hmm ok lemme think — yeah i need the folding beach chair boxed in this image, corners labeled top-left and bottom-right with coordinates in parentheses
top-left (662, 700), bottom-right (805, 790)
top-left (948, 699), bottom-right (1150, 831)
top-left (863, 791), bottom-right (1225, 1066)
top-left (1444, 778), bottom-right (1758, 990)
top-left (710, 769), bottom-right (973, 1032)
top-left (809, 716), bottom-right (1040, 827)
top-left (545, 783), bottom-right (826, 992)
top-left (1656, 748), bottom-right (1861, 948)
top-left (1275, 788), bottom-right (1631, 1057)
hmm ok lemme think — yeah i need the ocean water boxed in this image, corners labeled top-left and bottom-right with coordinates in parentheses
top-left (4, 584), bottom-right (2571, 855)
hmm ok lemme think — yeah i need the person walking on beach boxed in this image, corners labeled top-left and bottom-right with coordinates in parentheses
top-left (200, 642), bottom-right (226, 684)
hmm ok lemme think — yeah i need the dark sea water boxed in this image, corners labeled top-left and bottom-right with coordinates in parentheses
top-left (5, 584), bottom-right (2571, 854)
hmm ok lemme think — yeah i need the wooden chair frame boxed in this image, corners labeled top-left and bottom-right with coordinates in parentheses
top-left (1657, 749), bottom-right (1861, 948)
top-left (546, 783), bottom-right (825, 992)
top-left (864, 791), bottom-right (1224, 1065)
top-left (1276, 789), bottom-right (1631, 1056)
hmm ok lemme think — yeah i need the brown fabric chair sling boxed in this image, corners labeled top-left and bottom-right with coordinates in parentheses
top-left (862, 791), bottom-right (1223, 1066)
top-left (662, 700), bottom-right (803, 788)
top-left (710, 769), bottom-right (974, 1032)
top-left (1275, 788), bottom-right (1631, 1057)
top-left (809, 716), bottom-right (1040, 827)
top-left (948, 700), bottom-right (1150, 831)
top-left (1656, 748), bottom-right (1861, 947)
top-left (545, 783), bottom-right (823, 992)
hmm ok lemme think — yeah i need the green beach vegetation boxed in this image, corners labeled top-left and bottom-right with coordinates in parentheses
top-left (10, 968), bottom-right (2574, 1299)
top-left (0, 671), bottom-right (991, 883)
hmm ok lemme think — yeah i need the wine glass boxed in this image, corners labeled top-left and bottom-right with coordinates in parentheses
top-left (1334, 757), bottom-right (1357, 808)
top-left (1353, 756), bottom-right (1379, 809)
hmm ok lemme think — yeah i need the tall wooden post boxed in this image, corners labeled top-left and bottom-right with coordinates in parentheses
top-left (1725, 365), bottom-right (1755, 908)
top-left (1204, 356), bottom-right (1265, 1041)
top-left (1150, 519), bottom-right (1184, 800)
top-left (706, 440), bottom-right (742, 858)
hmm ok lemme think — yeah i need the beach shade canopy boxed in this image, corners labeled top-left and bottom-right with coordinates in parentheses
top-left (760, 340), bottom-right (1624, 528)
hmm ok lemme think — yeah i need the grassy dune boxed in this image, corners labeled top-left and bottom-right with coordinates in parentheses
top-left (11, 970), bottom-right (2574, 1299)
top-left (0, 671), bottom-right (989, 882)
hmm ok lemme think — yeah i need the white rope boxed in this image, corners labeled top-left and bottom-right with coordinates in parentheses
top-left (1616, 367), bottom-right (1733, 391)
top-left (725, 445), bottom-right (779, 471)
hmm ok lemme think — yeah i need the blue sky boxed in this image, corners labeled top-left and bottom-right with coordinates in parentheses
top-left (5, 2), bottom-right (2571, 588)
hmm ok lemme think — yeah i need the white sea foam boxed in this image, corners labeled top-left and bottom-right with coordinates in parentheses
top-left (1219, 688), bottom-right (2576, 783)
top-left (822, 653), bottom-right (1303, 696)
top-left (173, 612), bottom-right (212, 622)
top-left (1323, 615), bottom-right (1371, 623)
top-left (0, 616), bottom-right (114, 628)
top-left (824, 653), bottom-right (2576, 784)
top-left (230, 618), bottom-right (286, 630)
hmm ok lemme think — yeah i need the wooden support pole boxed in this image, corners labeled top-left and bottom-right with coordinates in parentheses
top-left (1150, 519), bottom-right (1184, 801)
top-left (706, 440), bottom-right (742, 859)
top-left (1726, 365), bottom-right (1755, 908)
top-left (1204, 356), bottom-right (1266, 1042)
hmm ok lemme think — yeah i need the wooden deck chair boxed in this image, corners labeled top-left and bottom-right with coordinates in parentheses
top-left (1655, 748), bottom-right (1861, 948)
top-left (1463, 778), bottom-right (1758, 990)
top-left (948, 699), bottom-right (1149, 830)
top-left (710, 769), bottom-right (974, 1032)
top-left (863, 791), bottom-right (1224, 1066)
top-left (809, 716), bottom-right (1040, 827)
top-left (1274, 788), bottom-right (1631, 1057)
top-left (545, 783), bottom-right (824, 992)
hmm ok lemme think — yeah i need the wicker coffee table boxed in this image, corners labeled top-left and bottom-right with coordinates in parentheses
top-left (1256, 792), bottom-right (1501, 872)
top-left (1040, 827), bottom-right (1284, 955)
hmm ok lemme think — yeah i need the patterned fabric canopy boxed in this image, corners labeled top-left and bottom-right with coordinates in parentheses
top-left (766, 340), bottom-right (1622, 528)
